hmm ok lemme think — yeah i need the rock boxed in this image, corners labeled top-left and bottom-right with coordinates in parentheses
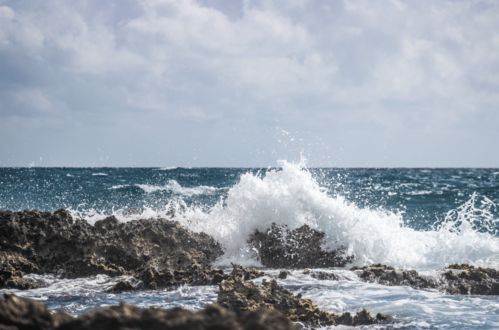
top-left (278, 271), bottom-right (289, 279)
top-left (248, 223), bottom-right (353, 268)
top-left (217, 275), bottom-right (389, 327)
top-left (106, 280), bottom-right (136, 293)
top-left (230, 264), bottom-right (264, 281)
top-left (352, 263), bottom-right (499, 295)
top-left (0, 294), bottom-right (298, 330)
top-left (0, 294), bottom-right (71, 329)
top-left (0, 252), bottom-right (41, 290)
top-left (248, 223), bottom-right (353, 269)
top-left (441, 264), bottom-right (499, 295)
top-left (0, 210), bottom-right (224, 289)
top-left (351, 264), bottom-right (439, 290)
top-left (309, 271), bottom-right (339, 281)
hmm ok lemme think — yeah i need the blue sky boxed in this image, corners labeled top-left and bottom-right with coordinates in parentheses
top-left (0, 0), bottom-right (498, 167)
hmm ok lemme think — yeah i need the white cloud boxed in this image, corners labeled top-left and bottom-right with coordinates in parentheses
top-left (0, 0), bottom-right (498, 166)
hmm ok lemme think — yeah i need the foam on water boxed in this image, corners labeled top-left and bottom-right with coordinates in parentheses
top-left (109, 180), bottom-right (221, 196)
top-left (173, 160), bottom-right (499, 270)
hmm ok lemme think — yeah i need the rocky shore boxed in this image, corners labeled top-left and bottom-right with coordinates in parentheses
top-left (0, 210), bottom-right (224, 290)
top-left (0, 210), bottom-right (498, 328)
top-left (0, 269), bottom-right (390, 330)
top-left (351, 263), bottom-right (499, 295)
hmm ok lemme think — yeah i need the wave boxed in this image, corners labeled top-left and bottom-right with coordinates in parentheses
top-left (154, 167), bottom-right (179, 171)
top-left (172, 161), bottom-right (499, 270)
top-left (109, 180), bottom-right (221, 196)
top-left (74, 161), bottom-right (499, 271)
top-left (91, 172), bottom-right (108, 176)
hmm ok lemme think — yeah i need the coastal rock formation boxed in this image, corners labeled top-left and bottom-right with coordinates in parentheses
top-left (352, 264), bottom-right (499, 295)
top-left (442, 264), bottom-right (499, 295)
top-left (0, 294), bottom-right (297, 330)
top-left (218, 274), bottom-right (390, 327)
top-left (0, 210), bottom-right (223, 289)
top-left (351, 264), bottom-right (439, 289)
top-left (248, 223), bottom-right (353, 268)
top-left (229, 264), bottom-right (265, 281)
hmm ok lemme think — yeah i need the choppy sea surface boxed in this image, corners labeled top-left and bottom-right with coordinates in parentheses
top-left (1, 164), bottom-right (498, 328)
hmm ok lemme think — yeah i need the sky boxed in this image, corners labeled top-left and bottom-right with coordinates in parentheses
top-left (0, 0), bottom-right (498, 167)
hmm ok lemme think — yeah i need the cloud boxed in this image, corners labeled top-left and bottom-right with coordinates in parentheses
top-left (0, 0), bottom-right (498, 166)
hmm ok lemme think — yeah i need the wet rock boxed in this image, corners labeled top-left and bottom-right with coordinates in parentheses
top-left (0, 294), bottom-right (298, 330)
top-left (352, 264), bottom-right (439, 290)
top-left (309, 271), bottom-right (339, 281)
top-left (441, 264), bottom-right (499, 295)
top-left (106, 280), bottom-right (136, 293)
top-left (0, 252), bottom-right (41, 290)
top-left (248, 223), bottom-right (353, 268)
top-left (352, 264), bottom-right (499, 295)
top-left (278, 271), bottom-right (289, 279)
top-left (0, 210), bottom-right (224, 289)
top-left (217, 275), bottom-right (389, 327)
top-left (229, 264), bottom-right (264, 281)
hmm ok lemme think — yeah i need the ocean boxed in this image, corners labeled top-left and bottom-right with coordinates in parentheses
top-left (1, 163), bottom-right (498, 328)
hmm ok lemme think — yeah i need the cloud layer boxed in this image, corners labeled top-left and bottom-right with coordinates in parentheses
top-left (0, 0), bottom-right (498, 166)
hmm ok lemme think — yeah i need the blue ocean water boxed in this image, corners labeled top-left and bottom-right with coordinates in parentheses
top-left (1, 166), bottom-right (498, 328)
top-left (0, 167), bottom-right (497, 232)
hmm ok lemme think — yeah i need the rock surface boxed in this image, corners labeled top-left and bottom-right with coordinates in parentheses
top-left (0, 294), bottom-right (298, 330)
top-left (218, 273), bottom-right (390, 327)
top-left (352, 264), bottom-right (499, 295)
top-left (352, 264), bottom-right (439, 290)
top-left (0, 210), bottom-right (224, 289)
top-left (442, 264), bottom-right (499, 295)
top-left (248, 223), bottom-right (353, 268)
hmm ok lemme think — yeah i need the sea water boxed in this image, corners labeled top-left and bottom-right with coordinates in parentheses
top-left (1, 164), bottom-right (498, 328)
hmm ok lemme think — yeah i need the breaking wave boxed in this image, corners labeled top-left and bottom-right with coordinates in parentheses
top-left (110, 180), bottom-right (222, 196)
top-left (73, 161), bottom-right (498, 270)
top-left (174, 161), bottom-right (498, 270)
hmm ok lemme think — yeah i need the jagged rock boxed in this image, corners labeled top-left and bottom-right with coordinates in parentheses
top-left (352, 264), bottom-right (439, 290)
top-left (351, 264), bottom-right (499, 295)
top-left (248, 223), bottom-right (353, 268)
top-left (0, 210), bottom-right (224, 289)
top-left (442, 264), bottom-right (499, 295)
top-left (229, 264), bottom-right (264, 281)
top-left (217, 275), bottom-right (389, 327)
top-left (0, 294), bottom-right (298, 330)
top-left (0, 252), bottom-right (41, 290)
top-left (309, 271), bottom-right (339, 281)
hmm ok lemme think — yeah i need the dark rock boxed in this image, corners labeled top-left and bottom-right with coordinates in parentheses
top-left (309, 271), bottom-right (339, 281)
top-left (248, 223), bottom-right (353, 268)
top-left (106, 280), bottom-right (136, 293)
top-left (217, 275), bottom-right (389, 327)
top-left (352, 263), bottom-right (499, 295)
top-left (352, 264), bottom-right (439, 290)
top-left (442, 264), bottom-right (499, 295)
top-left (0, 210), bottom-right (224, 289)
top-left (0, 252), bottom-right (40, 290)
